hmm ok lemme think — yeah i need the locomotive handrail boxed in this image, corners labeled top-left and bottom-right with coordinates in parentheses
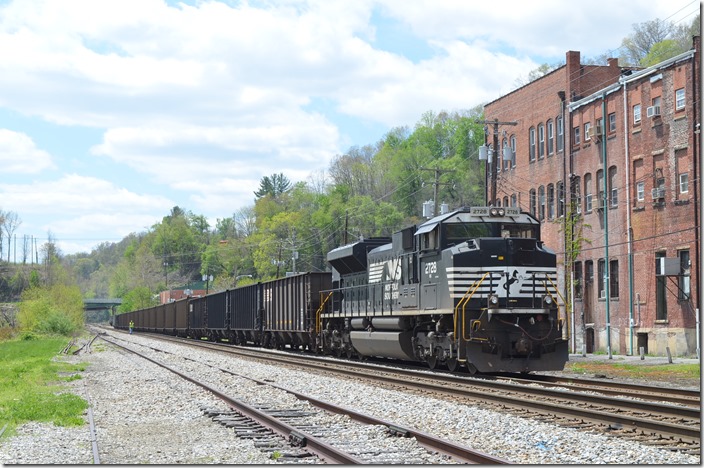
top-left (453, 271), bottom-right (490, 345)
top-left (315, 291), bottom-right (334, 334)
top-left (541, 274), bottom-right (569, 340)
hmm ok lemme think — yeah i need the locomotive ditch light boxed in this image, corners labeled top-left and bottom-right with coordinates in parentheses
top-left (487, 294), bottom-right (500, 308)
top-left (542, 294), bottom-right (554, 306)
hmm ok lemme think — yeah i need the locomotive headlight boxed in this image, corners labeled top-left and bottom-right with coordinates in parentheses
top-left (489, 207), bottom-right (506, 217)
top-left (488, 294), bottom-right (500, 307)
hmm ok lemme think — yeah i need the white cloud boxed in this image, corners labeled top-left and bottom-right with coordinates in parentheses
top-left (0, 174), bottom-right (173, 215)
top-left (0, 129), bottom-right (55, 173)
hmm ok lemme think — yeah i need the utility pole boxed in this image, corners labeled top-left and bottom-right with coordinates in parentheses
top-left (419, 166), bottom-right (455, 216)
top-left (476, 118), bottom-right (517, 205)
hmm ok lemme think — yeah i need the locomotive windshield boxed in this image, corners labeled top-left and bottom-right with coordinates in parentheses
top-left (444, 221), bottom-right (538, 247)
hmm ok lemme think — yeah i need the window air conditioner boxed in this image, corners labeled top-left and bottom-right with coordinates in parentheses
top-left (599, 289), bottom-right (606, 299)
top-left (651, 187), bottom-right (665, 200)
top-left (646, 106), bottom-right (661, 118)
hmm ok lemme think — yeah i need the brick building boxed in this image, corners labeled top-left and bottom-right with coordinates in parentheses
top-left (483, 37), bottom-right (700, 357)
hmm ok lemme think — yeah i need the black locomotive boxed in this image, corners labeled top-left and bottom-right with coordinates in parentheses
top-left (114, 206), bottom-right (568, 373)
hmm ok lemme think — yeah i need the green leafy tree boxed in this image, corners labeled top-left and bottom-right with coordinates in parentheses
top-left (640, 39), bottom-right (686, 67)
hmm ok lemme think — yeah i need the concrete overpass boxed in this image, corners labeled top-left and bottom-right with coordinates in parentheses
top-left (83, 298), bottom-right (122, 323)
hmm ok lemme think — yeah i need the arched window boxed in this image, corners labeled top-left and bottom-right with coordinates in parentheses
top-left (608, 165), bottom-right (618, 207)
top-left (510, 135), bottom-right (517, 168)
top-left (529, 127), bottom-right (536, 162)
top-left (547, 120), bottom-right (554, 155)
top-left (584, 173), bottom-right (592, 212)
top-left (556, 181), bottom-right (565, 217)
top-left (572, 176), bottom-right (581, 214)
top-left (547, 183), bottom-right (555, 219)
top-left (529, 189), bottom-right (537, 216)
top-left (538, 124), bottom-right (545, 159)
top-left (556, 116), bottom-right (564, 152)
top-left (538, 185), bottom-right (545, 220)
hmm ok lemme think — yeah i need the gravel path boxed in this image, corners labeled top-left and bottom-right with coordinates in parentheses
top-left (0, 330), bottom-right (700, 465)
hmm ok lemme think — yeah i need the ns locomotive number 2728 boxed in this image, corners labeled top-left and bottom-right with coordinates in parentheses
top-left (115, 206), bottom-right (569, 374)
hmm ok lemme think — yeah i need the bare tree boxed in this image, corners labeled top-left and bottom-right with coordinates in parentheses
top-left (234, 206), bottom-right (257, 237)
top-left (3, 211), bottom-right (21, 262)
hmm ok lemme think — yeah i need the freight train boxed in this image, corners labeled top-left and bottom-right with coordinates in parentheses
top-left (114, 206), bottom-right (569, 374)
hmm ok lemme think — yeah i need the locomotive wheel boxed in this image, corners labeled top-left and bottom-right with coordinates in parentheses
top-left (446, 357), bottom-right (460, 373)
top-left (465, 362), bottom-right (478, 375)
top-left (426, 355), bottom-right (438, 370)
top-left (345, 347), bottom-right (355, 359)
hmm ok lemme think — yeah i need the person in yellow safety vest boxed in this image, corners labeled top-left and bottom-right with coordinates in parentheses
top-left (129, 320), bottom-right (134, 334)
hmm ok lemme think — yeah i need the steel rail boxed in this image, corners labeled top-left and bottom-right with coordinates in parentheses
top-left (108, 331), bottom-right (700, 443)
top-left (211, 359), bottom-right (509, 464)
top-left (99, 336), bottom-right (363, 464)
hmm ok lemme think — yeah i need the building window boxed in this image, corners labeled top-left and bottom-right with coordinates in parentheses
top-left (636, 181), bottom-right (645, 201)
top-left (529, 127), bottom-right (536, 162)
top-left (675, 88), bottom-right (685, 110)
top-left (556, 181), bottom-right (565, 217)
top-left (584, 260), bottom-right (593, 322)
top-left (633, 104), bottom-right (641, 124)
top-left (573, 126), bottom-right (580, 145)
top-left (584, 173), bottom-right (592, 212)
top-left (557, 116), bottom-right (564, 152)
top-left (596, 169), bottom-right (604, 210)
top-left (547, 183), bottom-right (555, 219)
top-left (572, 176), bottom-right (581, 214)
top-left (596, 118), bottom-right (603, 137)
top-left (574, 261), bottom-right (583, 299)
top-left (609, 260), bottom-right (619, 299)
top-left (510, 135), bottom-right (516, 168)
top-left (510, 194), bottom-right (517, 207)
top-left (503, 196), bottom-right (509, 207)
top-left (656, 252), bottom-right (667, 320)
top-left (538, 185), bottom-right (545, 221)
top-left (679, 249), bottom-right (690, 301)
top-left (608, 113), bottom-right (616, 132)
top-left (538, 123), bottom-right (545, 159)
top-left (679, 173), bottom-right (689, 193)
top-left (529, 189), bottom-right (536, 216)
top-left (584, 122), bottom-right (591, 141)
top-left (547, 120), bottom-right (554, 155)
top-left (609, 166), bottom-right (618, 208)
top-left (597, 259), bottom-right (605, 299)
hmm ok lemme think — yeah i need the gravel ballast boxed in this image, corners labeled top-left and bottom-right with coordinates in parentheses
top-left (0, 330), bottom-right (700, 465)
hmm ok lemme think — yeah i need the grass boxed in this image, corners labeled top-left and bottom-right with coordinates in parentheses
top-left (564, 361), bottom-right (700, 383)
top-left (0, 335), bottom-right (88, 438)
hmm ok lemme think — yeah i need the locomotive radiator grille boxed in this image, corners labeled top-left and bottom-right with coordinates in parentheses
top-left (447, 266), bottom-right (557, 299)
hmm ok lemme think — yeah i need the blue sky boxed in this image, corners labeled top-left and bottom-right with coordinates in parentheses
top-left (0, 0), bottom-right (699, 256)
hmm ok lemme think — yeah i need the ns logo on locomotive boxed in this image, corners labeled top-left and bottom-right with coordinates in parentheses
top-left (115, 206), bottom-right (568, 374)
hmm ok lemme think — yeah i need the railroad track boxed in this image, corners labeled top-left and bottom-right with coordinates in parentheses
top-left (99, 333), bottom-right (508, 464)
top-left (114, 330), bottom-right (699, 455)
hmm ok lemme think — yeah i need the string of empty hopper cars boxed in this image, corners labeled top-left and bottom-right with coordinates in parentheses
top-left (114, 206), bottom-right (568, 374)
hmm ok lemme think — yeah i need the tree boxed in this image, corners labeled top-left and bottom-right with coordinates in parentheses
top-left (254, 173), bottom-right (292, 199)
top-left (640, 39), bottom-right (684, 67)
top-left (620, 19), bottom-right (675, 66)
top-left (3, 211), bottom-right (21, 262)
